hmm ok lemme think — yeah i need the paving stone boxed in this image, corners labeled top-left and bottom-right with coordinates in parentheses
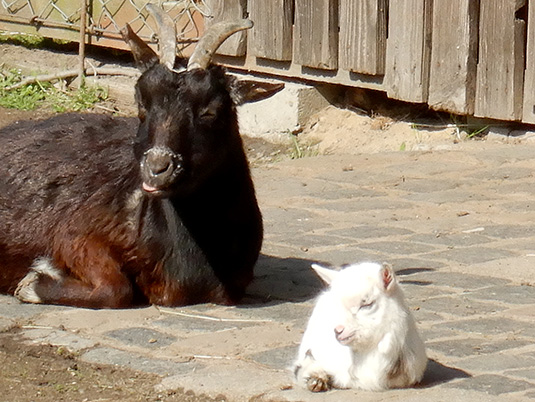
top-left (391, 257), bottom-right (446, 271)
top-left (428, 247), bottom-right (518, 265)
top-left (501, 200), bottom-right (535, 212)
top-left (481, 225), bottom-right (535, 239)
top-left (402, 190), bottom-right (495, 204)
top-left (153, 315), bottom-right (247, 334)
top-left (231, 302), bottom-right (313, 324)
top-left (417, 296), bottom-right (505, 317)
top-left (81, 347), bottom-right (199, 376)
top-left (291, 233), bottom-right (359, 248)
top-left (437, 317), bottom-right (535, 337)
top-left (411, 308), bottom-right (447, 325)
top-left (403, 272), bottom-right (510, 290)
top-left (105, 327), bottom-right (177, 348)
top-left (420, 326), bottom-right (460, 341)
top-left (422, 358), bottom-right (471, 387)
top-left (409, 233), bottom-right (492, 247)
top-left (249, 256), bottom-right (324, 302)
top-left (155, 360), bottom-right (290, 402)
top-left (447, 374), bottom-right (535, 395)
top-left (326, 225), bottom-right (414, 240)
top-left (0, 298), bottom-right (67, 320)
top-left (312, 198), bottom-right (414, 212)
top-left (263, 208), bottom-right (329, 234)
top-left (21, 328), bottom-right (98, 351)
top-left (395, 179), bottom-right (459, 193)
top-left (505, 369), bottom-right (535, 381)
top-left (468, 167), bottom-right (534, 181)
top-left (426, 338), bottom-right (533, 358)
top-left (248, 345), bottom-right (296, 369)
top-left (311, 248), bottom-right (388, 266)
top-left (467, 285), bottom-right (535, 305)
top-left (357, 240), bottom-right (435, 255)
top-left (308, 186), bottom-right (385, 200)
top-left (0, 317), bottom-right (14, 331)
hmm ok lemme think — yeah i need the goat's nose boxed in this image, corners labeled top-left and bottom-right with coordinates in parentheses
top-left (144, 147), bottom-right (177, 177)
top-left (334, 325), bottom-right (345, 336)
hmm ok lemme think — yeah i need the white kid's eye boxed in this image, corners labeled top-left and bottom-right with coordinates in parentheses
top-left (360, 300), bottom-right (375, 310)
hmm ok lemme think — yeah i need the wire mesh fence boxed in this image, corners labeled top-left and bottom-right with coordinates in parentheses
top-left (0, 0), bottom-right (211, 50)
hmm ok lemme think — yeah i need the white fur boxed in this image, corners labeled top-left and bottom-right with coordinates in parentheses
top-left (293, 262), bottom-right (427, 392)
top-left (14, 257), bottom-right (62, 304)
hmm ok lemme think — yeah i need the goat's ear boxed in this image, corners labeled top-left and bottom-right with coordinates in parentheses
top-left (121, 24), bottom-right (160, 72)
top-left (229, 79), bottom-right (284, 105)
top-left (381, 263), bottom-right (397, 293)
top-left (311, 263), bottom-right (338, 285)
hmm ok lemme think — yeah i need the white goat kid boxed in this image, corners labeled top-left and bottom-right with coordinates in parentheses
top-left (293, 262), bottom-right (427, 392)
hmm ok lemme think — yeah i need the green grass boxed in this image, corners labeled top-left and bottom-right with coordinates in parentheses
top-left (0, 68), bottom-right (107, 112)
top-left (288, 132), bottom-right (318, 159)
top-left (0, 31), bottom-right (71, 48)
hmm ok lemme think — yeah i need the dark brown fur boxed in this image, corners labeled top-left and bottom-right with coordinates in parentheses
top-left (0, 40), bottom-right (282, 308)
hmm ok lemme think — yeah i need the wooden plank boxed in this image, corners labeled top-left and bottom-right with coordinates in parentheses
top-left (523, 1), bottom-right (535, 122)
top-left (339, 0), bottom-right (387, 75)
top-left (384, 0), bottom-right (433, 103)
top-left (205, 0), bottom-right (247, 56)
top-left (475, 0), bottom-right (526, 121)
top-left (428, 0), bottom-right (479, 115)
top-left (248, 0), bottom-right (293, 61)
top-left (294, 0), bottom-right (338, 70)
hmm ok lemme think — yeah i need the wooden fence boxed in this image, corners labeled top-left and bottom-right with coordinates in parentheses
top-left (1, 0), bottom-right (534, 123)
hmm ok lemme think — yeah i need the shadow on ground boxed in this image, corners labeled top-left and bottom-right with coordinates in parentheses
top-left (421, 359), bottom-right (471, 387)
top-left (244, 254), bottom-right (323, 304)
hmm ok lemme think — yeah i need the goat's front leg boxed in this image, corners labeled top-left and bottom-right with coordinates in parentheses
top-left (15, 239), bottom-right (133, 308)
top-left (293, 350), bottom-right (334, 392)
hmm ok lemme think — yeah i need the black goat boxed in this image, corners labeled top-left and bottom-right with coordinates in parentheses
top-left (0, 6), bottom-right (283, 308)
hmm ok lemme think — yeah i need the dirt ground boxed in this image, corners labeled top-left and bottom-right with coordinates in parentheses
top-left (0, 328), bottom-right (228, 402)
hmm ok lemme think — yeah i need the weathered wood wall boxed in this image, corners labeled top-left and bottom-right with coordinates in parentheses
top-left (213, 0), bottom-right (533, 124)
top-left (1, 0), bottom-right (534, 123)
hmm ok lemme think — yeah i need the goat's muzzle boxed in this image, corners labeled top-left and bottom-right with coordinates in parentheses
top-left (140, 146), bottom-right (183, 195)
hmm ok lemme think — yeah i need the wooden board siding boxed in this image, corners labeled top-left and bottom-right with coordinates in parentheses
top-left (523, 1), bottom-right (535, 123)
top-left (339, 0), bottom-right (387, 75)
top-left (384, 0), bottom-right (433, 103)
top-left (475, 0), bottom-right (526, 121)
top-left (294, 0), bottom-right (338, 69)
top-left (248, 0), bottom-right (293, 61)
top-left (428, 0), bottom-right (479, 115)
top-left (206, 0), bottom-right (247, 56)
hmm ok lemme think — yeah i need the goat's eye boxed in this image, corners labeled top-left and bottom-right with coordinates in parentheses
top-left (360, 300), bottom-right (375, 310)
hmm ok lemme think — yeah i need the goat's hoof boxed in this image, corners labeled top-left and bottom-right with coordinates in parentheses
top-left (306, 374), bottom-right (333, 393)
top-left (14, 271), bottom-right (42, 304)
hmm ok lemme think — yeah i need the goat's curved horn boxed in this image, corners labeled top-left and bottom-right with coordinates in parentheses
top-left (146, 4), bottom-right (177, 70)
top-left (187, 19), bottom-right (253, 71)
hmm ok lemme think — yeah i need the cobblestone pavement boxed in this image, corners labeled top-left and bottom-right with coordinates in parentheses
top-left (2, 141), bottom-right (535, 401)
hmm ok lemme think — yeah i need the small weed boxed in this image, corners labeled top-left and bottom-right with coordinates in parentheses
top-left (48, 85), bottom-right (108, 112)
top-left (465, 125), bottom-right (489, 139)
top-left (0, 68), bottom-right (107, 112)
top-left (288, 132), bottom-right (318, 159)
top-left (0, 69), bottom-right (48, 109)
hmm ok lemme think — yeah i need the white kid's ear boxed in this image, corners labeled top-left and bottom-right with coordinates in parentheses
top-left (381, 263), bottom-right (397, 293)
top-left (311, 263), bottom-right (338, 285)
